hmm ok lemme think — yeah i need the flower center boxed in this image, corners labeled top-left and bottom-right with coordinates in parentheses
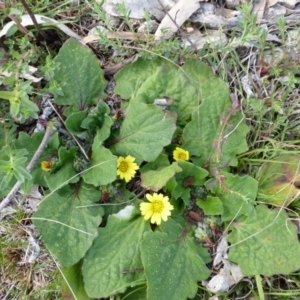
top-left (152, 200), bottom-right (164, 213)
top-left (119, 161), bottom-right (128, 172)
top-left (178, 153), bottom-right (187, 160)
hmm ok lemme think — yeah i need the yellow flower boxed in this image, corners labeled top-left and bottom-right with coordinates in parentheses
top-left (140, 193), bottom-right (174, 225)
top-left (173, 147), bottom-right (189, 161)
top-left (117, 155), bottom-right (139, 182)
top-left (41, 160), bottom-right (54, 171)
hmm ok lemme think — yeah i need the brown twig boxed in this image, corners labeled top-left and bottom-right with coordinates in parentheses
top-left (104, 55), bottom-right (136, 75)
top-left (9, 14), bottom-right (30, 35)
top-left (19, 0), bottom-right (49, 41)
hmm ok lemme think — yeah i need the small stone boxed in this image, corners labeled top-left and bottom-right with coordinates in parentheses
top-left (183, 30), bottom-right (228, 50)
top-left (191, 13), bottom-right (229, 29)
top-left (88, 25), bottom-right (108, 36)
top-left (137, 20), bottom-right (159, 33)
top-left (279, 0), bottom-right (297, 8)
top-left (102, 0), bottom-right (179, 20)
top-left (265, 3), bottom-right (287, 17)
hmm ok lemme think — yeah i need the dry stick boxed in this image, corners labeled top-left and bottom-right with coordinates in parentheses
top-left (156, 0), bottom-right (198, 51)
top-left (19, 0), bottom-right (49, 41)
top-left (8, 14), bottom-right (30, 35)
top-left (47, 101), bottom-right (90, 161)
top-left (0, 126), bottom-right (53, 212)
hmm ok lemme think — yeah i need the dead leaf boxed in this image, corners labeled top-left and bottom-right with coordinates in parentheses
top-left (257, 154), bottom-right (300, 206)
top-left (0, 14), bottom-right (81, 39)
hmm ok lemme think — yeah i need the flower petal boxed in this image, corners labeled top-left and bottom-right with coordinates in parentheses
top-left (140, 202), bottom-right (151, 213)
top-left (146, 193), bottom-right (154, 202)
top-left (151, 213), bottom-right (162, 225)
top-left (144, 210), bottom-right (153, 220)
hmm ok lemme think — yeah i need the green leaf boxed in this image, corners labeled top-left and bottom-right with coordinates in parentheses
top-left (169, 183), bottom-right (190, 205)
top-left (176, 160), bottom-right (209, 186)
top-left (140, 154), bottom-right (170, 173)
top-left (61, 260), bottom-right (92, 300)
top-left (164, 162), bottom-right (208, 206)
top-left (13, 156), bottom-right (27, 165)
top-left (82, 215), bottom-right (150, 298)
top-left (13, 131), bottom-right (59, 162)
top-left (115, 59), bottom-right (216, 126)
top-left (91, 114), bottom-right (113, 144)
top-left (115, 57), bottom-right (163, 100)
top-left (33, 185), bottom-right (103, 267)
top-left (141, 219), bottom-right (210, 300)
top-left (228, 205), bottom-right (300, 276)
top-left (81, 100), bottom-right (111, 134)
top-left (0, 171), bottom-right (13, 191)
top-left (257, 154), bottom-right (300, 206)
top-left (0, 90), bottom-right (15, 101)
top-left (81, 135), bottom-right (117, 186)
top-left (196, 196), bottom-right (223, 215)
top-left (133, 60), bottom-right (204, 125)
top-left (121, 286), bottom-right (147, 300)
top-left (45, 147), bottom-right (79, 191)
top-left (14, 165), bottom-right (32, 182)
top-left (0, 160), bottom-right (12, 172)
top-left (141, 162), bottom-right (182, 192)
top-left (21, 97), bottom-right (39, 114)
top-left (10, 101), bottom-right (20, 117)
top-left (182, 79), bottom-right (249, 168)
top-left (52, 38), bottom-right (106, 106)
top-left (65, 111), bottom-right (88, 135)
top-left (210, 172), bottom-right (258, 221)
top-left (109, 102), bottom-right (176, 164)
top-left (6, 24), bottom-right (18, 37)
top-left (0, 122), bottom-right (16, 149)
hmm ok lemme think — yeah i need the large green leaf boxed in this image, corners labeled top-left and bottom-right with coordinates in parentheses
top-left (32, 185), bottom-right (103, 267)
top-left (141, 162), bottom-right (182, 192)
top-left (228, 205), bottom-right (300, 276)
top-left (182, 82), bottom-right (249, 168)
top-left (82, 215), bottom-right (150, 298)
top-left (115, 58), bottom-right (217, 126)
top-left (133, 62), bottom-right (198, 125)
top-left (115, 57), bottom-right (163, 100)
top-left (210, 171), bottom-right (258, 221)
top-left (109, 102), bottom-right (176, 164)
top-left (81, 133), bottom-right (117, 186)
top-left (115, 58), bottom-right (248, 165)
top-left (141, 219), bottom-right (211, 300)
top-left (196, 195), bottom-right (223, 215)
top-left (52, 38), bottom-right (106, 106)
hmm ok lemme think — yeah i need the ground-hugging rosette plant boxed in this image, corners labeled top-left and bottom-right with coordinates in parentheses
top-left (28, 39), bottom-right (300, 299)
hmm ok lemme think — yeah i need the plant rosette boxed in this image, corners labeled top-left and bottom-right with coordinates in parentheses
top-left (26, 40), bottom-right (300, 299)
